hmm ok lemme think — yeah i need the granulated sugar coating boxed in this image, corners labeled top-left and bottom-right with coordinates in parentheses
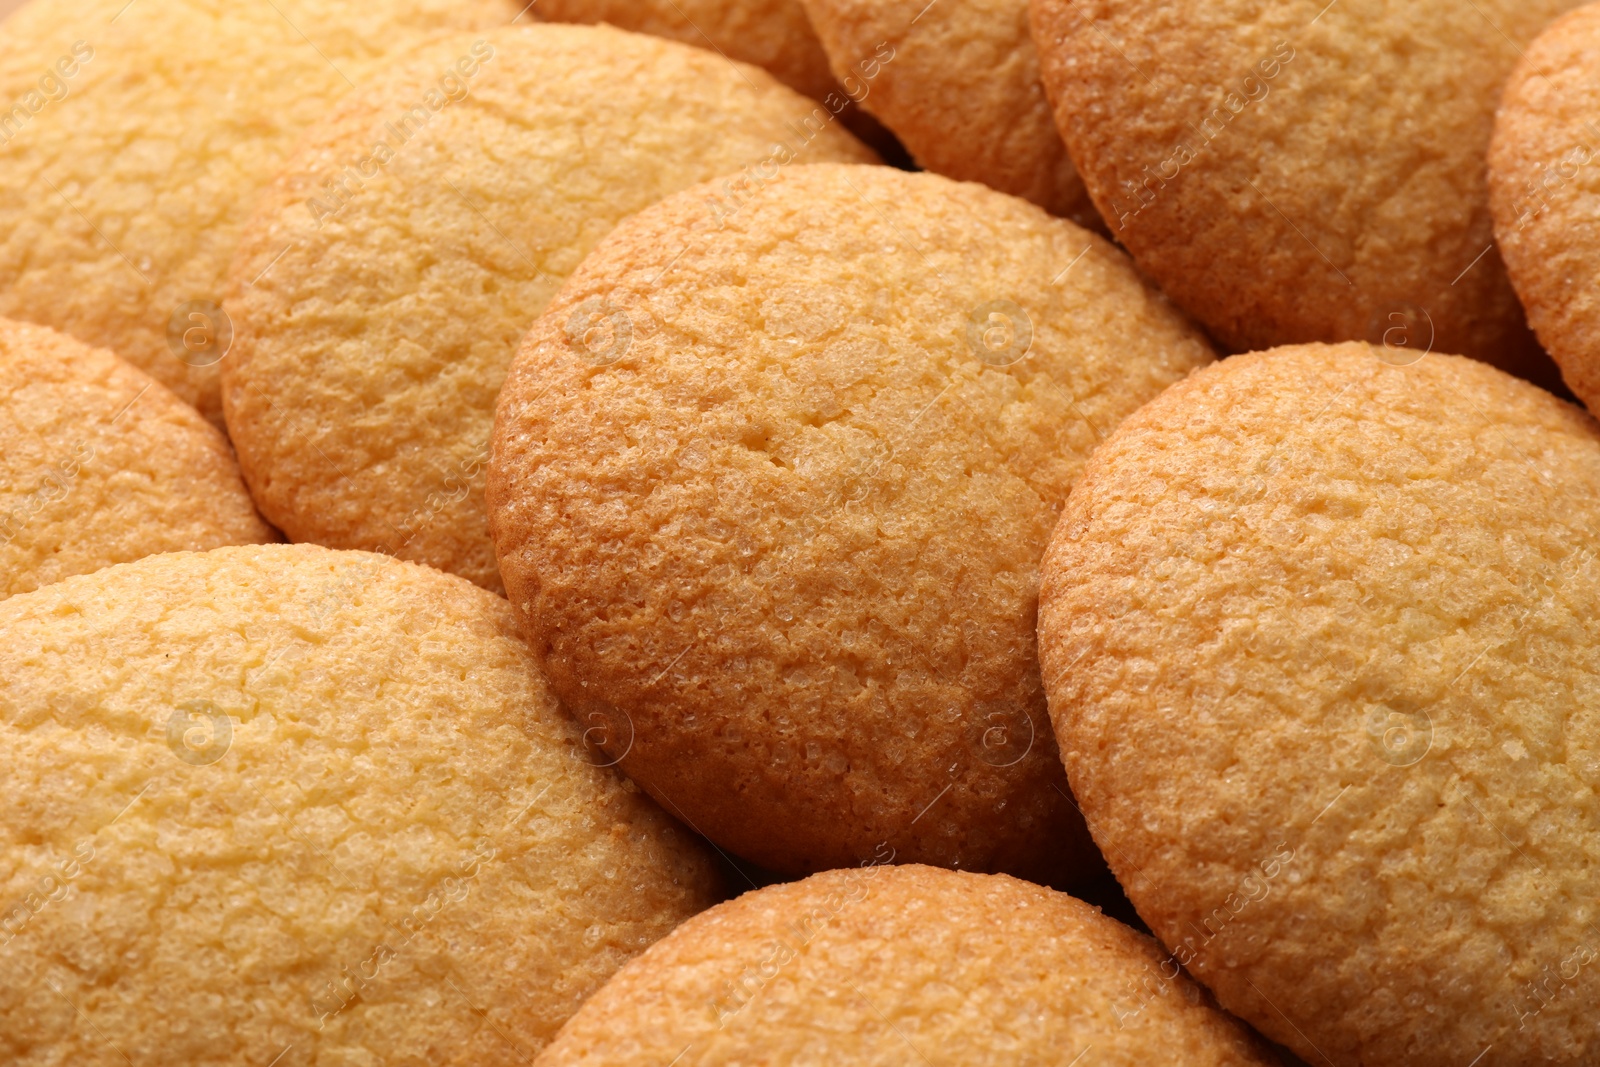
top-left (0, 317), bottom-right (272, 599)
top-left (0, 544), bottom-right (722, 1065)
top-left (223, 24), bottom-right (873, 593)
top-left (1040, 342), bottom-right (1600, 1067)
top-left (0, 0), bottom-right (516, 424)
top-left (489, 163), bottom-right (1213, 884)
top-left (534, 864), bottom-right (1281, 1066)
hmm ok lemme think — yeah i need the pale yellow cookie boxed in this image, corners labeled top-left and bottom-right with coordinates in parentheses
top-left (1041, 342), bottom-right (1600, 1066)
top-left (0, 0), bottom-right (516, 424)
top-left (535, 864), bottom-right (1282, 1066)
top-left (223, 24), bottom-right (874, 592)
top-left (0, 544), bottom-right (723, 1065)
top-left (489, 163), bottom-right (1213, 883)
top-left (1030, 0), bottom-right (1579, 380)
top-left (802, 0), bottom-right (1096, 224)
top-left (0, 317), bottom-right (272, 598)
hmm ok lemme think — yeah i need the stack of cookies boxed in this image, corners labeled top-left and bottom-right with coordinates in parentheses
top-left (0, 0), bottom-right (1596, 1063)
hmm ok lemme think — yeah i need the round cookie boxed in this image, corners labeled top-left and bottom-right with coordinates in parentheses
top-left (488, 163), bottom-right (1214, 882)
top-left (223, 24), bottom-right (874, 593)
top-left (536, 0), bottom-right (840, 105)
top-left (0, 544), bottom-right (723, 1065)
top-left (531, 0), bottom-right (902, 157)
top-left (802, 0), bottom-right (1096, 224)
top-left (1029, 0), bottom-right (1579, 377)
top-left (1491, 3), bottom-right (1600, 409)
top-left (1039, 342), bottom-right (1600, 1067)
top-left (0, 317), bottom-right (273, 599)
top-left (0, 0), bottom-right (516, 425)
top-left (534, 864), bottom-right (1282, 1066)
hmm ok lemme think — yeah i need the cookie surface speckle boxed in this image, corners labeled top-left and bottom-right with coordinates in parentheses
top-left (1040, 342), bottom-right (1600, 1066)
top-left (223, 24), bottom-right (874, 593)
top-left (0, 317), bottom-right (273, 598)
top-left (537, 0), bottom-right (840, 104)
top-left (489, 163), bottom-right (1212, 883)
top-left (1490, 3), bottom-right (1600, 409)
top-left (1029, 0), bottom-right (1578, 376)
top-left (0, 0), bottom-right (516, 423)
top-left (803, 0), bottom-right (1094, 223)
top-left (534, 864), bottom-right (1282, 1066)
top-left (0, 544), bottom-right (723, 1065)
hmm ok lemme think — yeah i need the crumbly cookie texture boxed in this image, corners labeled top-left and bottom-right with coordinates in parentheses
top-left (1040, 342), bottom-right (1600, 1067)
top-left (1491, 3), bottom-right (1600, 408)
top-left (0, 317), bottom-right (272, 598)
top-left (223, 24), bottom-right (873, 593)
top-left (1029, 0), bottom-right (1580, 378)
top-left (802, 0), bottom-right (1095, 224)
top-left (0, 544), bottom-right (723, 1066)
top-left (0, 0), bottom-right (517, 424)
top-left (489, 163), bottom-right (1212, 883)
top-left (535, 864), bottom-right (1282, 1066)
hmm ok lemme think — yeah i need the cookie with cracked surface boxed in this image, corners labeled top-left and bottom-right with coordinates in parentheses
top-left (0, 317), bottom-right (273, 599)
top-left (1491, 3), bottom-right (1600, 410)
top-left (0, 0), bottom-right (516, 425)
top-left (0, 543), bottom-right (723, 1065)
top-left (223, 24), bottom-right (874, 593)
top-left (1039, 341), bottom-right (1600, 1067)
top-left (1029, 0), bottom-right (1578, 381)
top-left (488, 163), bottom-right (1213, 883)
top-left (534, 864), bottom-right (1282, 1066)
top-left (801, 0), bottom-right (1097, 224)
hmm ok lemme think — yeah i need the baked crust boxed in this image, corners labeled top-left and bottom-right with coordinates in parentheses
top-left (0, 544), bottom-right (723, 1063)
top-left (1041, 342), bottom-right (1600, 1066)
top-left (489, 162), bottom-right (1212, 882)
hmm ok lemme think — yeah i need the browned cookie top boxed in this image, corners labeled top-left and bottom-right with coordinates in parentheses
top-left (537, 0), bottom-right (840, 103)
top-left (1491, 2), bottom-right (1600, 409)
top-left (489, 162), bottom-right (1212, 883)
top-left (223, 24), bottom-right (872, 592)
top-left (1030, 0), bottom-right (1581, 380)
top-left (1041, 342), bottom-right (1600, 1067)
top-left (803, 0), bottom-right (1096, 223)
top-left (535, 865), bottom-right (1282, 1066)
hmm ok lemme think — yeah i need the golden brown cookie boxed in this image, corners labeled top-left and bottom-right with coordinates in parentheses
top-left (1491, 4), bottom-right (1600, 409)
top-left (535, 864), bottom-right (1282, 1066)
top-left (535, 0), bottom-right (900, 154)
top-left (488, 163), bottom-right (1213, 882)
top-left (0, 543), bottom-right (723, 1065)
top-left (802, 0), bottom-right (1096, 224)
top-left (1029, 0), bottom-right (1579, 379)
top-left (0, 317), bottom-right (272, 598)
top-left (223, 25), bottom-right (872, 593)
top-left (0, 0), bottom-right (516, 424)
top-left (1040, 342), bottom-right (1600, 1067)
top-left (536, 0), bottom-right (837, 103)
